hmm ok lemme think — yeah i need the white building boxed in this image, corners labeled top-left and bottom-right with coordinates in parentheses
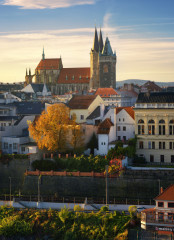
top-left (141, 184), bottom-right (174, 235)
top-left (96, 106), bottom-right (135, 155)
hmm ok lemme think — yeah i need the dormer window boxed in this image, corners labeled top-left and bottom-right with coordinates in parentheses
top-left (72, 75), bottom-right (74, 80)
top-left (66, 75), bottom-right (68, 80)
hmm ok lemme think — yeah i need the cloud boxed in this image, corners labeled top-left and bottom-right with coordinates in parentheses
top-left (1, 0), bottom-right (95, 9)
top-left (103, 13), bottom-right (112, 29)
top-left (0, 25), bottom-right (174, 83)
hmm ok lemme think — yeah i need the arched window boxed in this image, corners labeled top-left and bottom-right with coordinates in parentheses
top-left (159, 119), bottom-right (165, 135)
top-left (169, 120), bottom-right (174, 135)
top-left (148, 119), bottom-right (155, 135)
top-left (138, 119), bottom-right (144, 135)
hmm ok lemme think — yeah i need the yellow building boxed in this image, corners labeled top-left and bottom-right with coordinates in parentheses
top-left (135, 92), bottom-right (174, 163)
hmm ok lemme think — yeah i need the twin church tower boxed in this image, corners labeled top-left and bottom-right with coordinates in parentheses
top-left (25, 27), bottom-right (117, 94)
top-left (90, 27), bottom-right (117, 89)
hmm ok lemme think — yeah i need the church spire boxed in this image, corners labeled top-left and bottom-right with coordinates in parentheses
top-left (26, 68), bottom-right (28, 76)
top-left (92, 27), bottom-right (99, 52)
top-left (98, 28), bottom-right (103, 53)
top-left (42, 47), bottom-right (45, 60)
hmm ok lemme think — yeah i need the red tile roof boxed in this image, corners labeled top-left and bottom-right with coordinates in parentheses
top-left (155, 184), bottom-right (174, 201)
top-left (97, 118), bottom-right (114, 134)
top-left (36, 58), bottom-right (61, 70)
top-left (67, 95), bottom-right (97, 109)
top-left (115, 107), bottom-right (135, 120)
top-left (58, 68), bottom-right (90, 84)
top-left (95, 88), bottom-right (118, 97)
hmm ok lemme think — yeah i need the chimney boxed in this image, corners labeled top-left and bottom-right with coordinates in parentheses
top-left (100, 103), bottom-right (105, 119)
top-left (160, 187), bottom-right (163, 194)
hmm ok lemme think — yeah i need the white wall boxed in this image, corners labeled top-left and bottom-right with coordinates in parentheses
top-left (98, 134), bottom-right (108, 155)
top-left (116, 110), bottom-right (135, 141)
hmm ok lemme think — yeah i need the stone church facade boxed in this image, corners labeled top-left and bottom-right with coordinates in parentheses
top-left (25, 28), bottom-right (117, 95)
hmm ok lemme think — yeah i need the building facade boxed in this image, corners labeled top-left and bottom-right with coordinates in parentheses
top-left (25, 28), bottom-right (116, 95)
top-left (135, 92), bottom-right (174, 163)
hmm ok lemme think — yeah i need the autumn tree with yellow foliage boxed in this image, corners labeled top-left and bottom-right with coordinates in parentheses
top-left (29, 104), bottom-right (84, 153)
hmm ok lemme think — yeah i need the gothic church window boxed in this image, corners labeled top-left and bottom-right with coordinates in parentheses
top-left (103, 64), bottom-right (108, 73)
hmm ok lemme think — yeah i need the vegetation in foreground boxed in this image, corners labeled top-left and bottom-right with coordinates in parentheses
top-left (32, 155), bottom-right (109, 172)
top-left (0, 206), bottom-right (139, 240)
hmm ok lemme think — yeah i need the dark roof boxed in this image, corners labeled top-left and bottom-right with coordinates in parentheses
top-left (30, 84), bottom-right (50, 93)
top-left (0, 116), bottom-right (19, 121)
top-left (87, 106), bottom-right (100, 119)
top-left (0, 83), bottom-right (24, 92)
top-left (11, 102), bottom-right (45, 115)
top-left (67, 95), bottom-right (97, 109)
top-left (97, 118), bottom-right (114, 134)
top-left (86, 105), bottom-right (110, 120)
top-left (141, 81), bottom-right (162, 92)
top-left (154, 185), bottom-right (174, 201)
top-left (136, 92), bottom-right (174, 103)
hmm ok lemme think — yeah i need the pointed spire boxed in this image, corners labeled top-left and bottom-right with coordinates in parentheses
top-left (26, 68), bottom-right (28, 76)
top-left (98, 28), bottom-right (103, 53)
top-left (29, 68), bottom-right (31, 75)
top-left (92, 27), bottom-right (99, 52)
top-left (42, 47), bottom-right (45, 60)
top-left (102, 37), bottom-right (114, 56)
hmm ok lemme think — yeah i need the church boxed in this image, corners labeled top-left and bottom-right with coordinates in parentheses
top-left (25, 28), bottom-right (117, 95)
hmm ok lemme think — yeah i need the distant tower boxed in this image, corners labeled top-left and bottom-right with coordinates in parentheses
top-left (99, 37), bottom-right (116, 88)
top-left (90, 27), bottom-right (100, 89)
top-left (90, 27), bottom-right (117, 89)
top-left (24, 68), bottom-right (33, 87)
top-left (42, 47), bottom-right (45, 60)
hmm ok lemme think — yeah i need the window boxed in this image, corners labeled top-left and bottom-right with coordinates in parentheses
top-left (168, 202), bottom-right (174, 208)
top-left (80, 115), bottom-right (84, 120)
top-left (150, 155), bottom-right (154, 163)
top-left (103, 64), bottom-right (108, 73)
top-left (158, 212), bottom-right (164, 221)
top-left (119, 118), bottom-right (121, 122)
top-left (171, 155), bottom-right (174, 163)
top-left (123, 136), bottom-right (126, 141)
top-left (168, 213), bottom-right (174, 221)
top-left (138, 119), bottom-right (144, 135)
top-left (21, 147), bottom-right (25, 152)
top-left (148, 141), bottom-right (151, 149)
top-left (123, 118), bottom-right (125, 122)
top-left (159, 142), bottom-right (165, 149)
top-left (117, 126), bottom-right (121, 131)
top-left (123, 126), bottom-right (126, 131)
top-left (4, 142), bottom-right (8, 149)
top-left (160, 155), bottom-right (164, 163)
top-left (169, 120), bottom-right (174, 135)
top-left (169, 142), bottom-right (174, 150)
top-left (159, 119), bottom-right (165, 135)
top-left (148, 119), bottom-right (155, 135)
top-left (152, 142), bottom-right (155, 149)
top-left (139, 141), bottom-right (144, 149)
top-left (158, 202), bottom-right (164, 207)
top-left (118, 136), bottom-right (121, 141)
top-left (13, 143), bottom-right (17, 150)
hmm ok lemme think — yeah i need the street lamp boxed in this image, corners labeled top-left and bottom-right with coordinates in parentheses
top-left (105, 165), bottom-right (109, 206)
top-left (9, 177), bottom-right (11, 201)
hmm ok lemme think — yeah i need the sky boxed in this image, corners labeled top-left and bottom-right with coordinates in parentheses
top-left (0, 0), bottom-right (174, 83)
